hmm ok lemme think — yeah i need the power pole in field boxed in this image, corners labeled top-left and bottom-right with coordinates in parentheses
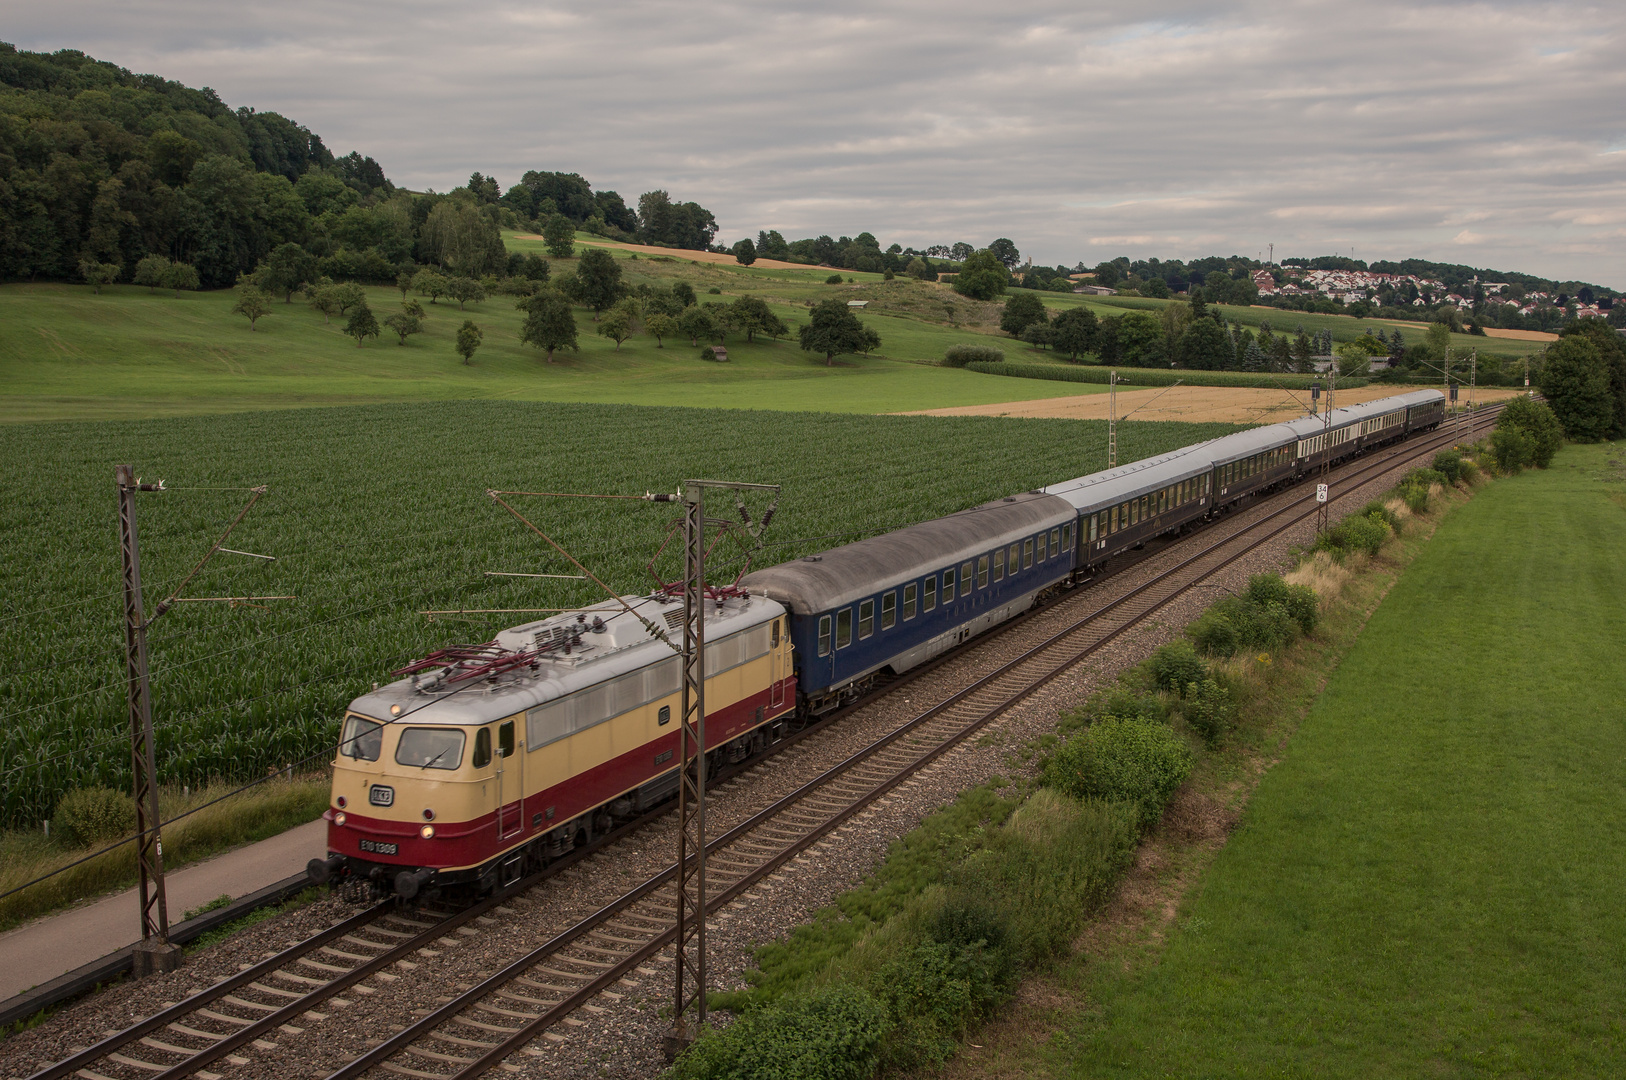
top-left (117, 467), bottom-right (274, 975)
top-left (1108, 370), bottom-right (1118, 469)
top-left (668, 479), bottom-right (779, 1059)
top-left (118, 465), bottom-right (180, 975)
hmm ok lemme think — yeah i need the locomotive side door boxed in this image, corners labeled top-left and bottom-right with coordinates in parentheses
top-left (770, 618), bottom-right (786, 710)
top-left (496, 720), bottom-right (523, 841)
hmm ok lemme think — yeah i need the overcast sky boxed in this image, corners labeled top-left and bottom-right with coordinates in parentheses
top-left (13, 1), bottom-right (1625, 285)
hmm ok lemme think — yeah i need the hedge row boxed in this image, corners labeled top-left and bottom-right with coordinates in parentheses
top-left (964, 361), bottom-right (1368, 391)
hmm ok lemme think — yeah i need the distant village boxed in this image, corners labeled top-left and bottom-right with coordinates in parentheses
top-left (1251, 267), bottom-right (1610, 321)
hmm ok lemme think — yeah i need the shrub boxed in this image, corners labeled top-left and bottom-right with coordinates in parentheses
top-left (1180, 677), bottom-right (1236, 746)
top-left (55, 787), bottom-right (136, 848)
top-left (1041, 718), bottom-right (1194, 830)
top-left (1149, 640), bottom-right (1206, 695)
top-left (942, 343), bottom-right (1005, 367)
top-left (1357, 499), bottom-right (1403, 535)
top-left (1187, 608), bottom-right (1239, 658)
top-left (1495, 397), bottom-right (1564, 468)
top-left (1489, 425), bottom-right (1535, 475)
top-left (825, 274), bottom-right (844, 285)
top-left (1059, 684), bottom-right (1168, 733)
top-left (1314, 511), bottom-right (1390, 559)
top-left (707, 286), bottom-right (722, 294)
top-left (1243, 573), bottom-right (1318, 635)
top-left (669, 984), bottom-right (888, 1080)
top-left (1432, 449), bottom-right (1464, 484)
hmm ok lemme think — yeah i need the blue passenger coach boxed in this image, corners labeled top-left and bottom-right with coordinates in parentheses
top-left (742, 492), bottom-right (1076, 714)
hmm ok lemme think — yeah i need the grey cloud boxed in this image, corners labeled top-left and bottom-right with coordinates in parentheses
top-left (13, 0), bottom-right (1624, 283)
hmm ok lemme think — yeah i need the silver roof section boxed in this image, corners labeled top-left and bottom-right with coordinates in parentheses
top-left (1280, 389), bottom-right (1443, 440)
top-left (1204, 423), bottom-right (1301, 465)
top-left (741, 491), bottom-right (1076, 613)
top-left (1041, 441), bottom-right (1217, 513)
top-left (346, 592), bottom-right (783, 727)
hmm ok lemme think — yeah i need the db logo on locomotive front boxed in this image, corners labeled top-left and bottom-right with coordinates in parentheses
top-left (369, 784), bottom-right (394, 807)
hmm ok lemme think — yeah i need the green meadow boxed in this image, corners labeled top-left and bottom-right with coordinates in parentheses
top-left (1056, 442), bottom-right (1626, 1078)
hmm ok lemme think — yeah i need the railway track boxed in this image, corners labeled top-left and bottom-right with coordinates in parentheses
top-left (24, 409), bottom-right (1494, 1080)
top-left (316, 412), bottom-right (1500, 1080)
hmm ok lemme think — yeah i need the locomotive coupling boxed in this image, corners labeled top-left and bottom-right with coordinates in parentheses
top-left (306, 854), bottom-right (347, 884)
top-left (394, 866), bottom-right (436, 899)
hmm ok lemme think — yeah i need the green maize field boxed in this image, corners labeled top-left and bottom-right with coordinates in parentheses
top-left (0, 402), bottom-right (1243, 826)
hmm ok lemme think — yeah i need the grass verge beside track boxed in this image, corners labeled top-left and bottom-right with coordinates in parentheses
top-left (981, 441), bottom-right (1626, 1078)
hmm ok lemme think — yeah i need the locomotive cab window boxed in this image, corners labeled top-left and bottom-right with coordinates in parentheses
top-left (396, 727), bottom-right (465, 770)
top-left (498, 721), bottom-right (515, 759)
top-left (472, 727), bottom-right (492, 769)
top-left (903, 582), bottom-right (917, 619)
top-left (858, 599), bottom-right (875, 639)
top-left (836, 609), bottom-right (853, 649)
top-left (771, 619), bottom-right (780, 647)
top-left (341, 715), bottom-right (383, 761)
top-left (817, 615), bottom-right (832, 657)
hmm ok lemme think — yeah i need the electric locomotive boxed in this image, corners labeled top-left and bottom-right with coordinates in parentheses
top-left (309, 591), bottom-right (795, 899)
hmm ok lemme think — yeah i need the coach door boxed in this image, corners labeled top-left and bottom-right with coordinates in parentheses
top-left (496, 720), bottom-right (523, 840)
top-left (770, 618), bottom-right (786, 710)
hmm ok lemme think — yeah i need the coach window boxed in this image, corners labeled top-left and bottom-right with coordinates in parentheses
top-left (1142, 495), bottom-right (1151, 519)
top-left (858, 600), bottom-right (875, 640)
top-left (1036, 533), bottom-right (1046, 562)
top-left (881, 592), bottom-right (897, 630)
top-left (993, 548), bottom-right (1006, 581)
top-left (1088, 515), bottom-right (1098, 543)
top-left (472, 727), bottom-right (492, 769)
top-left (924, 575), bottom-right (938, 611)
top-left (817, 615), bottom-right (832, 656)
top-left (903, 582), bottom-right (917, 619)
top-left (975, 556), bottom-right (989, 589)
top-left (1023, 538), bottom-right (1034, 568)
top-left (961, 561), bottom-right (974, 597)
top-left (1062, 523), bottom-right (1073, 552)
top-left (836, 609), bottom-right (853, 649)
top-left (942, 567), bottom-right (955, 600)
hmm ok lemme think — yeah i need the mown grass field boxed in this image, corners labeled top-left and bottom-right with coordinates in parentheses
top-left (0, 404), bottom-right (1243, 829)
top-left (2, 233), bottom-right (1120, 423)
top-left (1054, 442), bottom-right (1626, 1078)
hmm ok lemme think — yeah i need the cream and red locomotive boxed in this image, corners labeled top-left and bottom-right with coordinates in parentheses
top-left (309, 591), bottom-right (794, 899)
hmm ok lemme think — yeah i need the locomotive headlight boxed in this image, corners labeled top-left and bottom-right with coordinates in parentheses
top-left (334, 812), bottom-right (347, 827)
top-left (419, 824), bottom-right (435, 840)
top-left (390, 704), bottom-right (402, 716)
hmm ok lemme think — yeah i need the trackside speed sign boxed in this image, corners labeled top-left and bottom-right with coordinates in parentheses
top-left (1316, 483), bottom-right (1329, 503)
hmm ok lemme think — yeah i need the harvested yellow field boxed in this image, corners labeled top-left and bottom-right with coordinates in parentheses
top-left (904, 384), bottom-right (1527, 425)
top-left (1481, 327), bottom-right (1559, 342)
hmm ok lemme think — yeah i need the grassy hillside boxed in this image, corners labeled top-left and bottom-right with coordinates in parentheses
top-left (1059, 442), bottom-right (1626, 1077)
top-left (0, 235), bottom-right (1114, 422)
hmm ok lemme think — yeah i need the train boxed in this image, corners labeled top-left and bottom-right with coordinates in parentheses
top-left (309, 388), bottom-right (1446, 900)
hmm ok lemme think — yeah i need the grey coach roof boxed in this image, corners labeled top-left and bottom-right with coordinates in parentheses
top-left (1041, 442), bottom-right (1216, 513)
top-left (1281, 389), bottom-right (1443, 439)
top-left (742, 491), bottom-right (1076, 613)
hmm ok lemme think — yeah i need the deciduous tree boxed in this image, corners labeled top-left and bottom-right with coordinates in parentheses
top-left (383, 310), bottom-right (422, 345)
top-left (133, 255), bottom-right (171, 292)
top-left (1538, 337), bottom-right (1614, 441)
top-left (412, 269), bottom-right (448, 304)
top-left (542, 214), bottom-right (577, 258)
top-left (445, 276), bottom-right (487, 310)
top-left (798, 299), bottom-right (879, 365)
top-left (519, 293), bottom-right (579, 362)
top-left (344, 302), bottom-right (380, 346)
top-left (575, 247), bottom-right (625, 316)
top-left (79, 260), bottom-right (120, 293)
top-left (233, 286), bottom-right (271, 330)
top-left (987, 238), bottom-right (1020, 270)
top-left (258, 242), bottom-right (317, 302)
top-left (729, 295), bottom-right (789, 343)
top-left (732, 239), bottom-right (757, 266)
top-left (308, 284), bottom-right (339, 323)
top-left (951, 250), bottom-right (1008, 301)
top-left (1000, 292), bottom-right (1048, 337)
top-left (597, 307), bottom-right (636, 350)
top-left (333, 282), bottom-right (366, 315)
top-left (678, 306), bottom-right (716, 346)
top-left (645, 313), bottom-right (677, 347)
top-left (1052, 306), bottom-right (1100, 360)
top-left (455, 320), bottom-right (483, 364)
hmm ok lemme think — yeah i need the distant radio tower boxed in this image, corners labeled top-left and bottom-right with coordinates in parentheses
top-left (1268, 243), bottom-right (1274, 265)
